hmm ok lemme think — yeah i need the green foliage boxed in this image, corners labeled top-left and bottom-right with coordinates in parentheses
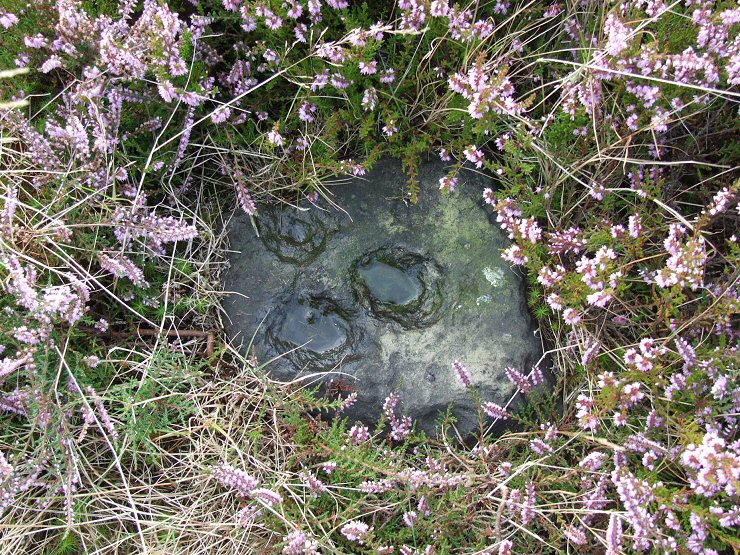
top-left (115, 350), bottom-right (201, 466)
top-left (42, 532), bottom-right (82, 555)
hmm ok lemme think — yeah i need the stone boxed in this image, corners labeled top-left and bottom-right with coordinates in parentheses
top-left (222, 157), bottom-right (543, 437)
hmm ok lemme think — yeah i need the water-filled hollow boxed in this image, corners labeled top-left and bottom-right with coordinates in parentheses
top-left (352, 246), bottom-right (445, 329)
top-left (356, 260), bottom-right (423, 306)
top-left (265, 294), bottom-right (356, 372)
top-left (257, 205), bottom-right (331, 265)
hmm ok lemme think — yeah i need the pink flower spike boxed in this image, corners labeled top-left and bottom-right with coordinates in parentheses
top-left (452, 360), bottom-right (473, 387)
top-left (482, 402), bottom-right (509, 420)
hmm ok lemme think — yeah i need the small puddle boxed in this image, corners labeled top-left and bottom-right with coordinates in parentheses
top-left (277, 300), bottom-right (348, 353)
top-left (357, 260), bottom-right (422, 306)
top-left (352, 246), bottom-right (445, 329)
top-left (266, 294), bottom-right (356, 372)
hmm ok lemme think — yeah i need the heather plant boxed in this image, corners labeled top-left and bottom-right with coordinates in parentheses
top-left (0, 0), bottom-right (738, 553)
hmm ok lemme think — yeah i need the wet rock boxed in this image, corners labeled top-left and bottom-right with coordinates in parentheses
top-left (223, 157), bottom-right (543, 437)
top-left (256, 204), bottom-right (335, 265)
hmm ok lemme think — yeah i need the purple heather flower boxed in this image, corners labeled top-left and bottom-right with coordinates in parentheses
top-left (482, 402), bottom-right (509, 420)
top-left (605, 513), bottom-right (622, 555)
top-left (336, 391), bottom-right (357, 413)
top-left (307, 0), bottom-right (321, 21)
top-left (311, 69), bottom-right (330, 91)
top-left (579, 451), bottom-right (607, 472)
top-left (235, 505), bottom-right (261, 527)
top-left (628, 213), bottom-right (643, 238)
top-left (340, 520), bottom-right (372, 544)
top-left (452, 360), bottom-right (473, 388)
top-left (210, 106), bottom-right (231, 123)
top-left (611, 468), bottom-right (659, 550)
top-left (235, 180), bottom-right (257, 216)
top-left (382, 119), bottom-right (397, 136)
top-left (263, 49), bottom-right (280, 64)
top-left (359, 61), bottom-right (377, 75)
top-left (86, 386), bottom-right (118, 440)
top-left (267, 130), bottom-right (284, 146)
top-left (283, 531), bottom-right (319, 554)
top-left (563, 308), bottom-right (582, 325)
top-left (286, 1), bottom-right (303, 18)
top-left (530, 366), bottom-right (546, 386)
top-left (348, 424), bottom-right (370, 445)
top-left (604, 13), bottom-right (632, 57)
top-left (257, 7), bottom-right (282, 30)
top-left (361, 87), bottom-right (377, 111)
top-left (438, 175), bottom-right (458, 193)
top-left (521, 481), bottom-right (536, 524)
top-left (0, 451), bottom-right (12, 480)
top-left (360, 478), bottom-right (396, 494)
top-left (0, 11), bottom-right (19, 29)
top-left (546, 293), bottom-right (563, 311)
top-left (240, 8), bottom-right (257, 32)
top-left (293, 23), bottom-right (308, 44)
top-left (710, 505), bottom-right (740, 528)
top-left (505, 367), bottom-right (533, 394)
top-left (383, 393), bottom-right (413, 441)
top-left (463, 145), bottom-right (484, 168)
top-left (252, 488), bottom-right (283, 506)
top-left (24, 34), bottom-right (48, 49)
top-left (402, 510), bottom-right (417, 527)
top-left (501, 244), bottom-right (527, 265)
top-left (563, 525), bottom-right (587, 545)
top-left (430, 0), bottom-right (450, 17)
top-left (530, 438), bottom-right (553, 455)
top-left (41, 55), bottom-right (63, 73)
top-left (0, 351), bottom-right (34, 382)
top-left (300, 471), bottom-right (328, 496)
top-left (213, 464), bottom-right (259, 497)
top-left (680, 431), bottom-right (740, 497)
top-left (173, 106), bottom-right (194, 166)
top-left (330, 72), bottom-right (351, 89)
top-left (222, 0), bottom-right (240, 11)
top-left (83, 355), bottom-right (100, 368)
top-left (98, 252), bottom-right (148, 288)
top-left (380, 68), bottom-right (396, 84)
top-left (705, 187), bottom-right (735, 217)
top-left (298, 101), bottom-right (317, 122)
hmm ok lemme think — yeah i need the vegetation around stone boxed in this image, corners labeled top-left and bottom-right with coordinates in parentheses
top-left (0, 1), bottom-right (738, 554)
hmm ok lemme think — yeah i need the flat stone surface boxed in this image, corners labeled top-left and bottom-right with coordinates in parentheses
top-left (222, 157), bottom-right (543, 436)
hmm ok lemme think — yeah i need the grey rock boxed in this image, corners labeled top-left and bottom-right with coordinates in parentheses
top-left (222, 157), bottom-right (543, 437)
